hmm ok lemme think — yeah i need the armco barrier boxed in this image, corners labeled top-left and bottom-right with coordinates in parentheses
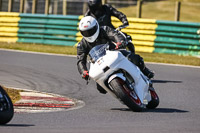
top-left (0, 12), bottom-right (200, 56)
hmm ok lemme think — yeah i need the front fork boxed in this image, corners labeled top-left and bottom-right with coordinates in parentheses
top-left (149, 80), bottom-right (155, 91)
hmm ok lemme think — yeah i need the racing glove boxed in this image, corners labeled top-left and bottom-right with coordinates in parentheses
top-left (115, 41), bottom-right (127, 50)
top-left (119, 20), bottom-right (129, 30)
top-left (123, 20), bottom-right (129, 26)
top-left (82, 70), bottom-right (89, 80)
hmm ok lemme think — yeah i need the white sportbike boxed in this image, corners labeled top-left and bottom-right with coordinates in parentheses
top-left (88, 43), bottom-right (159, 112)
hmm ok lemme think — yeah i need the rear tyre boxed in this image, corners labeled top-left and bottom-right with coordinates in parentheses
top-left (146, 88), bottom-right (159, 109)
top-left (0, 86), bottom-right (14, 125)
top-left (109, 78), bottom-right (143, 112)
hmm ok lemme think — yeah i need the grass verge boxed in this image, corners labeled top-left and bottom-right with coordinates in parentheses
top-left (1, 85), bottom-right (21, 104)
top-left (118, 0), bottom-right (200, 23)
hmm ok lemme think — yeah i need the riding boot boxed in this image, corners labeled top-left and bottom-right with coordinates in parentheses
top-left (96, 83), bottom-right (107, 94)
top-left (138, 56), bottom-right (155, 79)
top-left (127, 54), bottom-right (154, 79)
top-left (127, 42), bottom-right (135, 54)
top-left (142, 67), bottom-right (155, 79)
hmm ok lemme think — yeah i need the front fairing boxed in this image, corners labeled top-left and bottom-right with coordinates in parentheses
top-left (89, 44), bottom-right (119, 77)
top-left (89, 44), bottom-right (108, 63)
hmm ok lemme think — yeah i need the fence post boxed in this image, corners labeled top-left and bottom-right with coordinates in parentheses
top-left (0, 0), bottom-right (2, 11)
top-left (103, 0), bottom-right (107, 4)
top-left (8, 0), bottom-right (13, 12)
top-left (175, 1), bottom-right (181, 21)
top-left (32, 0), bottom-right (37, 14)
top-left (20, 0), bottom-right (24, 13)
top-left (83, 2), bottom-right (87, 14)
top-left (53, 0), bottom-right (58, 15)
top-left (63, 0), bottom-right (67, 15)
top-left (45, 0), bottom-right (50, 15)
top-left (137, 0), bottom-right (142, 18)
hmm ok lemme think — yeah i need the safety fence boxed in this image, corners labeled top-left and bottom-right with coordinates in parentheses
top-left (0, 12), bottom-right (200, 56)
top-left (112, 18), bottom-right (200, 56)
top-left (0, 12), bottom-right (80, 46)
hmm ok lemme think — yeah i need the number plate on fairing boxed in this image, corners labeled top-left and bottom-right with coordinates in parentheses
top-left (97, 58), bottom-right (104, 65)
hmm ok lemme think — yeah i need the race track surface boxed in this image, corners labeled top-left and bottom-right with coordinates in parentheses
top-left (0, 49), bottom-right (200, 133)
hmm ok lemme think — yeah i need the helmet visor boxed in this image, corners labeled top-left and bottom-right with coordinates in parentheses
top-left (80, 24), bottom-right (98, 37)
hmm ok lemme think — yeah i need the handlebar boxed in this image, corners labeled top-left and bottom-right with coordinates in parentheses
top-left (115, 25), bottom-right (129, 42)
top-left (116, 25), bottom-right (128, 31)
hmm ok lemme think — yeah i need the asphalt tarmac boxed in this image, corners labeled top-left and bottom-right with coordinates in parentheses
top-left (0, 49), bottom-right (200, 133)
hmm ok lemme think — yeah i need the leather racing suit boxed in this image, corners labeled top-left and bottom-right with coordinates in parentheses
top-left (85, 4), bottom-right (128, 29)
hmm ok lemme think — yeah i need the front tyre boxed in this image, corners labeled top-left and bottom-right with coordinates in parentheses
top-left (146, 88), bottom-right (159, 109)
top-left (109, 78), bottom-right (143, 112)
top-left (0, 86), bottom-right (14, 125)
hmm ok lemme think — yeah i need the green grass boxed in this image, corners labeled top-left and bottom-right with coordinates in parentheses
top-left (1, 85), bottom-right (21, 104)
top-left (139, 51), bottom-right (200, 66)
top-left (0, 42), bottom-right (200, 66)
top-left (0, 42), bottom-right (77, 55)
top-left (118, 0), bottom-right (200, 23)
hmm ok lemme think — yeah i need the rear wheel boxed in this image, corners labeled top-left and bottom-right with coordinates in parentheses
top-left (109, 78), bottom-right (143, 112)
top-left (146, 88), bottom-right (159, 109)
top-left (0, 86), bottom-right (14, 125)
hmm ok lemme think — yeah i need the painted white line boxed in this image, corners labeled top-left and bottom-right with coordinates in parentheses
top-left (147, 62), bottom-right (200, 69)
top-left (0, 48), bottom-right (76, 57)
top-left (20, 91), bottom-right (54, 97)
top-left (0, 48), bottom-right (199, 68)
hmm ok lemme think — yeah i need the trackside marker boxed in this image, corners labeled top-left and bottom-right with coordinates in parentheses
top-left (14, 89), bottom-right (85, 113)
top-left (20, 96), bottom-right (72, 101)
top-left (14, 103), bottom-right (73, 108)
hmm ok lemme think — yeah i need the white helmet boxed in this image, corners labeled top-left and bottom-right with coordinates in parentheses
top-left (79, 16), bottom-right (99, 43)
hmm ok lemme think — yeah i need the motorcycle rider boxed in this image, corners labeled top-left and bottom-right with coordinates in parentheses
top-left (77, 16), bottom-right (154, 94)
top-left (85, 0), bottom-right (128, 30)
top-left (85, 0), bottom-right (135, 53)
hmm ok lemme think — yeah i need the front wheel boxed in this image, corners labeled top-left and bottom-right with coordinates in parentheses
top-left (109, 78), bottom-right (143, 112)
top-left (0, 86), bottom-right (14, 125)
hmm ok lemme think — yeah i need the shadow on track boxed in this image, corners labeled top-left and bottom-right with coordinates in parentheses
top-left (145, 108), bottom-right (188, 113)
top-left (0, 124), bottom-right (35, 127)
top-left (152, 80), bottom-right (182, 84)
top-left (111, 108), bottom-right (188, 113)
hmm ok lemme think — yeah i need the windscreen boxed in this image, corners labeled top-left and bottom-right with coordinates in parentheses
top-left (89, 44), bottom-right (108, 62)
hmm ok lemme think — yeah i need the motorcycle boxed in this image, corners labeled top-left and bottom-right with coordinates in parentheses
top-left (0, 85), bottom-right (14, 124)
top-left (87, 31), bottom-right (159, 111)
